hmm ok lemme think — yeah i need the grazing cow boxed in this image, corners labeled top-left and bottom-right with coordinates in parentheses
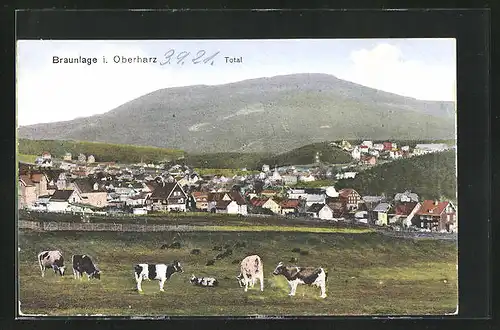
top-left (190, 274), bottom-right (219, 287)
top-left (38, 250), bottom-right (66, 277)
top-left (236, 255), bottom-right (264, 292)
top-left (72, 254), bottom-right (101, 280)
top-left (133, 260), bottom-right (183, 292)
top-left (272, 262), bottom-right (328, 298)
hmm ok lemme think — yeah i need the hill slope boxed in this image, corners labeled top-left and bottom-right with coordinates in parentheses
top-left (336, 150), bottom-right (457, 201)
top-left (18, 139), bottom-right (185, 163)
top-left (18, 73), bottom-right (456, 154)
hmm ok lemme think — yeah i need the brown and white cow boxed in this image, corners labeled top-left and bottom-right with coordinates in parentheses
top-left (272, 262), bottom-right (327, 298)
top-left (38, 250), bottom-right (66, 277)
top-left (236, 255), bottom-right (264, 292)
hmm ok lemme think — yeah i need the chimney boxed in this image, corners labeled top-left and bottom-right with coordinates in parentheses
top-left (434, 200), bottom-right (439, 206)
top-left (93, 182), bottom-right (98, 191)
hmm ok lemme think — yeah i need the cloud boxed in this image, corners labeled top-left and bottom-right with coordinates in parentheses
top-left (342, 43), bottom-right (455, 102)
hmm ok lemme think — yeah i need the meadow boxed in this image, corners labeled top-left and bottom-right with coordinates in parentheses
top-left (18, 229), bottom-right (458, 316)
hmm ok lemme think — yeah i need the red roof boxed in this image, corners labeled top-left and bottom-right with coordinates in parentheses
top-left (279, 199), bottom-right (300, 208)
top-left (19, 174), bottom-right (35, 186)
top-left (192, 191), bottom-right (208, 201)
top-left (417, 200), bottom-right (452, 216)
top-left (338, 188), bottom-right (359, 199)
top-left (251, 197), bottom-right (268, 207)
top-left (392, 202), bottom-right (418, 216)
top-left (216, 200), bottom-right (233, 209)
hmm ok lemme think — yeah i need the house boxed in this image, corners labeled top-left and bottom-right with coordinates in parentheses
top-left (262, 198), bottom-right (281, 214)
top-left (280, 199), bottom-right (300, 215)
top-left (46, 189), bottom-right (82, 212)
top-left (77, 153), bottom-right (87, 163)
top-left (359, 145), bottom-right (370, 153)
top-left (262, 164), bottom-right (270, 172)
top-left (414, 200), bottom-right (457, 232)
top-left (70, 178), bottom-right (108, 208)
top-left (373, 202), bottom-right (392, 226)
top-left (126, 192), bottom-right (151, 207)
top-left (287, 188), bottom-right (326, 207)
top-left (41, 152), bottom-right (51, 160)
top-left (282, 175), bottom-right (298, 186)
top-left (389, 150), bottom-right (403, 159)
top-left (373, 143), bottom-right (385, 151)
top-left (338, 188), bottom-right (362, 211)
top-left (351, 146), bottom-right (361, 160)
top-left (63, 152), bottom-right (72, 161)
top-left (270, 169), bottom-right (282, 182)
top-left (383, 142), bottom-right (393, 151)
top-left (214, 200), bottom-right (239, 214)
top-left (388, 202), bottom-right (421, 227)
top-left (335, 172), bottom-right (357, 180)
top-left (413, 143), bottom-right (448, 156)
top-left (208, 191), bottom-right (247, 215)
top-left (394, 190), bottom-right (419, 203)
top-left (261, 190), bottom-right (278, 198)
top-left (306, 203), bottom-right (334, 220)
top-left (361, 155), bottom-right (377, 165)
top-left (361, 140), bottom-right (373, 148)
top-left (87, 155), bottom-right (96, 163)
top-left (18, 175), bottom-right (37, 209)
top-left (192, 191), bottom-right (209, 211)
top-left (327, 199), bottom-right (347, 218)
top-left (147, 181), bottom-right (188, 212)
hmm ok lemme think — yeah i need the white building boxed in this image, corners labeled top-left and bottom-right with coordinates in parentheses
top-left (413, 144), bottom-right (448, 155)
top-left (361, 140), bottom-right (373, 148)
top-left (351, 146), bottom-right (361, 160)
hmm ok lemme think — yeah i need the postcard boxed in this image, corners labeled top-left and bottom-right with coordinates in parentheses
top-left (16, 38), bottom-right (458, 317)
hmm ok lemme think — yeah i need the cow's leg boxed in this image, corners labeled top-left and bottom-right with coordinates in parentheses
top-left (259, 275), bottom-right (264, 291)
top-left (135, 276), bottom-right (143, 292)
top-left (289, 281), bottom-right (298, 296)
top-left (40, 265), bottom-right (45, 278)
top-left (243, 274), bottom-right (249, 292)
top-left (320, 283), bottom-right (327, 298)
top-left (159, 278), bottom-right (166, 292)
top-left (73, 268), bottom-right (77, 279)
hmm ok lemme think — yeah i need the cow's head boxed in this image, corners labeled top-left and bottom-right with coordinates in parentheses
top-left (235, 273), bottom-right (245, 287)
top-left (92, 270), bottom-right (101, 280)
top-left (57, 266), bottom-right (66, 276)
top-left (172, 260), bottom-right (183, 273)
top-left (272, 262), bottom-right (285, 276)
top-left (190, 274), bottom-right (197, 283)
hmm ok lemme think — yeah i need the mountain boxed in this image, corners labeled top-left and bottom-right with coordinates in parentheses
top-left (335, 150), bottom-right (457, 201)
top-left (18, 73), bottom-right (456, 154)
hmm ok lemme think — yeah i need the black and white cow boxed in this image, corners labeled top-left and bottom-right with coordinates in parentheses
top-left (236, 255), bottom-right (264, 292)
top-left (72, 254), bottom-right (101, 280)
top-left (190, 274), bottom-right (219, 287)
top-left (272, 262), bottom-right (328, 298)
top-left (38, 250), bottom-right (66, 277)
top-left (133, 260), bottom-right (183, 292)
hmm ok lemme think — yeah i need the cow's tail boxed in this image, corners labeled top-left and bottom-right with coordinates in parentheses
top-left (324, 269), bottom-right (328, 282)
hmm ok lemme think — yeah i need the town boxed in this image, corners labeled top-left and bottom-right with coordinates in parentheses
top-left (18, 140), bottom-right (457, 233)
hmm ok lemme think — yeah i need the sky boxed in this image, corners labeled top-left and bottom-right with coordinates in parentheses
top-left (16, 38), bottom-right (456, 126)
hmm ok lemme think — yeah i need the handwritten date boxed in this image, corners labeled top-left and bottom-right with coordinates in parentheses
top-left (159, 49), bottom-right (220, 66)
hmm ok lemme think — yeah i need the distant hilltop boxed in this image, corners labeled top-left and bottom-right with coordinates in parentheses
top-left (18, 73), bottom-right (456, 154)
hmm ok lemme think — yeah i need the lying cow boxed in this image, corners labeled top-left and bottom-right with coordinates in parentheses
top-left (38, 250), bottom-right (66, 277)
top-left (190, 274), bottom-right (219, 287)
top-left (133, 260), bottom-right (183, 292)
top-left (272, 262), bottom-right (328, 298)
top-left (236, 255), bottom-right (264, 292)
top-left (72, 254), bottom-right (101, 280)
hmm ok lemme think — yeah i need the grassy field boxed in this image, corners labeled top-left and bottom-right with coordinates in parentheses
top-left (18, 229), bottom-right (458, 316)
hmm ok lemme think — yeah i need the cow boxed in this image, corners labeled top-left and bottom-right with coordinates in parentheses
top-left (72, 254), bottom-right (101, 280)
top-left (133, 260), bottom-right (183, 292)
top-left (189, 274), bottom-right (219, 287)
top-left (272, 262), bottom-right (328, 298)
top-left (236, 255), bottom-right (264, 292)
top-left (38, 250), bottom-right (66, 277)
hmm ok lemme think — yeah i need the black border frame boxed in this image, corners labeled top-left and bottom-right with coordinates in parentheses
top-left (1, 4), bottom-right (494, 330)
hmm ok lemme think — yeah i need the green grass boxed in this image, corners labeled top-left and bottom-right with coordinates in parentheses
top-left (18, 230), bottom-right (457, 316)
top-left (18, 138), bottom-right (185, 164)
top-left (18, 154), bottom-right (38, 163)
